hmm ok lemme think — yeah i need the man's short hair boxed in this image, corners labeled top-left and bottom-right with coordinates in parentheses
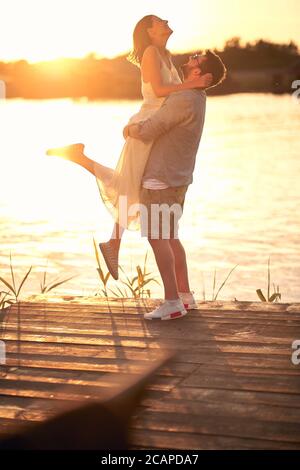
top-left (201, 50), bottom-right (227, 89)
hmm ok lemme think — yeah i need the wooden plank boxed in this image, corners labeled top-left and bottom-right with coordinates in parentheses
top-left (3, 339), bottom-right (296, 364)
top-left (0, 396), bottom-right (73, 421)
top-left (6, 299), bottom-right (300, 316)
top-left (138, 396), bottom-right (300, 424)
top-left (3, 311), bottom-right (300, 333)
top-left (2, 354), bottom-right (298, 379)
top-left (1, 359), bottom-right (198, 378)
top-left (21, 296), bottom-right (300, 313)
top-left (0, 369), bottom-right (180, 402)
top-left (14, 311), bottom-right (297, 321)
top-left (130, 411), bottom-right (300, 443)
top-left (2, 322), bottom-right (297, 347)
top-left (2, 325), bottom-right (298, 349)
top-left (129, 428), bottom-right (300, 450)
top-left (0, 377), bottom-right (179, 401)
top-left (3, 346), bottom-right (297, 371)
top-left (1, 331), bottom-right (294, 356)
top-left (180, 368), bottom-right (300, 394)
top-left (6, 300), bottom-right (300, 315)
top-left (0, 366), bottom-right (180, 387)
top-left (1, 330), bottom-right (162, 349)
top-left (3, 317), bottom-right (300, 338)
top-left (167, 386), bottom-right (300, 409)
top-left (2, 340), bottom-right (156, 359)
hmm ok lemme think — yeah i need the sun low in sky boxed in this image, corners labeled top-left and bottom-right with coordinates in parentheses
top-left (0, 0), bottom-right (299, 63)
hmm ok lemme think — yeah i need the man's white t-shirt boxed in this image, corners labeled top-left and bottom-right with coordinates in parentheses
top-left (142, 178), bottom-right (169, 189)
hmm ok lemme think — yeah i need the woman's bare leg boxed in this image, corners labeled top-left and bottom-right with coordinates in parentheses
top-left (46, 144), bottom-right (125, 278)
top-left (46, 143), bottom-right (114, 181)
top-left (110, 222), bottom-right (125, 245)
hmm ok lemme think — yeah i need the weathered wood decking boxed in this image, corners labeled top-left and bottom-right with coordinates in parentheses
top-left (0, 295), bottom-right (300, 450)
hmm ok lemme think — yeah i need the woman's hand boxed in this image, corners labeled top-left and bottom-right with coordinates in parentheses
top-left (123, 125), bottom-right (130, 139)
top-left (188, 73), bottom-right (213, 90)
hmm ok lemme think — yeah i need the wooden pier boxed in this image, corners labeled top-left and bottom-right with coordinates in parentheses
top-left (0, 295), bottom-right (300, 450)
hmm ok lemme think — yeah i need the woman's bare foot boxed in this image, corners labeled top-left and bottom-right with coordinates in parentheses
top-left (46, 143), bottom-right (85, 163)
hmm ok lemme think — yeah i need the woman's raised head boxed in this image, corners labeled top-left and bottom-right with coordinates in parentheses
top-left (128, 15), bottom-right (173, 66)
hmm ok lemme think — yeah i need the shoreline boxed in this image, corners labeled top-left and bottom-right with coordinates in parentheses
top-left (19, 294), bottom-right (300, 312)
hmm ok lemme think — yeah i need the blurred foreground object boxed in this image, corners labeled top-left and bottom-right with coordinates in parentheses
top-left (0, 351), bottom-right (175, 450)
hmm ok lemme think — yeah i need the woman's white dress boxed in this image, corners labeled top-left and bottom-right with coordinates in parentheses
top-left (95, 55), bottom-right (182, 231)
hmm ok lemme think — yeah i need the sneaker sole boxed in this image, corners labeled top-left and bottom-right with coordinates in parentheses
top-left (183, 303), bottom-right (198, 310)
top-left (144, 310), bottom-right (187, 321)
top-left (162, 309), bottom-right (187, 320)
top-left (99, 243), bottom-right (119, 280)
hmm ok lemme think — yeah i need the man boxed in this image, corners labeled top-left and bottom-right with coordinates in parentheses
top-left (125, 50), bottom-right (227, 320)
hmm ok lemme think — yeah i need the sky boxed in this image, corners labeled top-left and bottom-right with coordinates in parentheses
top-left (0, 0), bottom-right (299, 63)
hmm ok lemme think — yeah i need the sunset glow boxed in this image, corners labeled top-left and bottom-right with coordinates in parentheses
top-left (0, 0), bottom-right (299, 63)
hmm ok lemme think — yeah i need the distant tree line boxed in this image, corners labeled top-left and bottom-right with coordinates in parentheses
top-left (0, 38), bottom-right (299, 99)
top-left (220, 37), bottom-right (299, 70)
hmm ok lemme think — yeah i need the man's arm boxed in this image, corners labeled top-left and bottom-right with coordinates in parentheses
top-left (127, 94), bottom-right (194, 143)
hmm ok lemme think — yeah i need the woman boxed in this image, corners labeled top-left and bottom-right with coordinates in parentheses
top-left (46, 15), bottom-right (211, 279)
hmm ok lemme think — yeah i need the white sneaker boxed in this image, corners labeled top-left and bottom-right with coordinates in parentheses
top-left (178, 291), bottom-right (197, 310)
top-left (144, 299), bottom-right (187, 321)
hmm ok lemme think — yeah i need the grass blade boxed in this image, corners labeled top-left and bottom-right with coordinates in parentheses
top-left (267, 256), bottom-right (270, 301)
top-left (44, 275), bottom-right (75, 293)
top-left (0, 277), bottom-right (15, 296)
top-left (9, 251), bottom-right (16, 295)
top-left (93, 237), bottom-right (102, 270)
top-left (213, 264), bottom-right (238, 301)
top-left (269, 293), bottom-right (280, 302)
top-left (256, 289), bottom-right (266, 302)
top-left (212, 268), bottom-right (216, 301)
top-left (143, 250), bottom-right (148, 276)
top-left (119, 265), bottom-right (134, 286)
top-left (16, 265), bottom-right (33, 299)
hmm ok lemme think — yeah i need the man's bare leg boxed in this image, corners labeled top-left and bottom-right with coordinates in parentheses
top-left (169, 238), bottom-right (191, 293)
top-left (147, 238), bottom-right (179, 300)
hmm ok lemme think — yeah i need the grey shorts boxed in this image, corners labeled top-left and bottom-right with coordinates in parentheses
top-left (139, 185), bottom-right (188, 239)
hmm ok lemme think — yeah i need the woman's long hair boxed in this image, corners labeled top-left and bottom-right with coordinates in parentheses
top-left (127, 15), bottom-right (154, 67)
